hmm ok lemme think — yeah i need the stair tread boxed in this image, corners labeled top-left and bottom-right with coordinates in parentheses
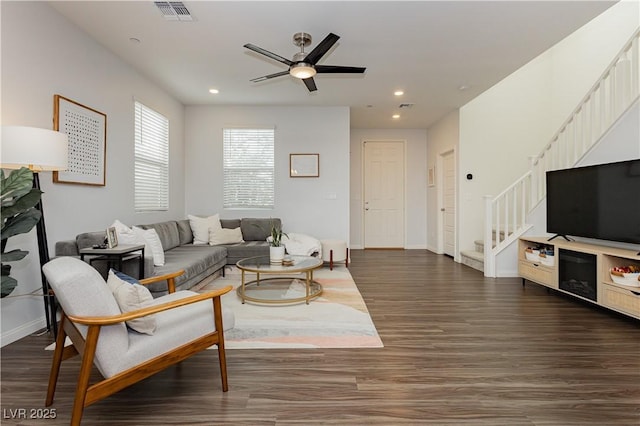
top-left (460, 250), bottom-right (484, 261)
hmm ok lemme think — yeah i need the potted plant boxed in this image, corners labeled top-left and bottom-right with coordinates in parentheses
top-left (268, 221), bottom-right (287, 265)
top-left (1, 167), bottom-right (43, 297)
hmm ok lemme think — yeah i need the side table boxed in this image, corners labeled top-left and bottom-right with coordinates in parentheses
top-left (80, 244), bottom-right (146, 278)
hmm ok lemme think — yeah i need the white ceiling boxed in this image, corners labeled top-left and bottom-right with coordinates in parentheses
top-left (49, 1), bottom-right (615, 129)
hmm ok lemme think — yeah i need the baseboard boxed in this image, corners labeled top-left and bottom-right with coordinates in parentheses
top-left (1, 317), bottom-right (47, 348)
top-left (405, 244), bottom-right (428, 249)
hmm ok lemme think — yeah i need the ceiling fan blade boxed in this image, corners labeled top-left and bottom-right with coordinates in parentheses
top-left (303, 77), bottom-right (317, 92)
top-left (315, 65), bottom-right (366, 74)
top-left (303, 33), bottom-right (340, 65)
top-left (244, 43), bottom-right (293, 66)
top-left (250, 71), bottom-right (290, 83)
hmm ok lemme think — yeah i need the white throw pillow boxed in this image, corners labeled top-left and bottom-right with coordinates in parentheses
top-left (106, 269), bottom-right (156, 335)
top-left (110, 220), bottom-right (141, 245)
top-left (209, 227), bottom-right (243, 245)
top-left (188, 214), bottom-right (222, 245)
top-left (132, 227), bottom-right (165, 266)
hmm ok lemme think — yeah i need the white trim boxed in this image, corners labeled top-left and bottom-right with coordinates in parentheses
top-left (360, 139), bottom-right (407, 248)
top-left (1, 317), bottom-right (47, 348)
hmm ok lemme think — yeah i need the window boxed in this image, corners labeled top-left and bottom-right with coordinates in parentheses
top-left (223, 127), bottom-right (274, 209)
top-left (134, 102), bottom-right (169, 211)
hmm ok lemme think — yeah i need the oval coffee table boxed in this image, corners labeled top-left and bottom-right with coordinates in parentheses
top-left (236, 255), bottom-right (323, 305)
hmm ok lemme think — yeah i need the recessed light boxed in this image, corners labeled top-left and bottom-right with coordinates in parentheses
top-left (394, 90), bottom-right (404, 96)
top-left (209, 89), bottom-right (219, 94)
top-left (392, 114), bottom-right (400, 119)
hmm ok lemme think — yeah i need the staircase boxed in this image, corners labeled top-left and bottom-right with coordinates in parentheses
top-left (463, 29), bottom-right (640, 276)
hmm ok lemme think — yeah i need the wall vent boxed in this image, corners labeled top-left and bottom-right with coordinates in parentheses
top-left (154, 2), bottom-right (193, 21)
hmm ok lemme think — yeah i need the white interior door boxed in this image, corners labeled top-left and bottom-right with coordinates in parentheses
top-left (442, 150), bottom-right (456, 257)
top-left (363, 141), bottom-right (405, 248)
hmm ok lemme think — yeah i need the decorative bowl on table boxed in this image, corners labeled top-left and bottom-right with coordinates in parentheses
top-left (610, 266), bottom-right (640, 287)
top-left (525, 248), bottom-right (540, 262)
top-left (539, 252), bottom-right (555, 267)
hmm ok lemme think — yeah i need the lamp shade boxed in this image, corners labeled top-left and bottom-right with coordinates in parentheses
top-left (1, 126), bottom-right (68, 171)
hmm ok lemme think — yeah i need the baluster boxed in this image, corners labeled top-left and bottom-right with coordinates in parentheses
top-left (521, 178), bottom-right (527, 227)
top-left (599, 77), bottom-right (606, 135)
top-left (610, 70), bottom-right (616, 124)
top-left (511, 186), bottom-right (517, 234)
top-left (529, 156), bottom-right (538, 206)
top-left (632, 36), bottom-right (639, 97)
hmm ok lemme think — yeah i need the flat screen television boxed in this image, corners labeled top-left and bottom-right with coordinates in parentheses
top-left (546, 159), bottom-right (640, 244)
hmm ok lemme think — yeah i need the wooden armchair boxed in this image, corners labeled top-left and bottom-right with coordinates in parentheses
top-left (42, 257), bottom-right (233, 426)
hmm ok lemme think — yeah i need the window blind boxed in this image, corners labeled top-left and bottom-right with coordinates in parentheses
top-left (223, 127), bottom-right (274, 209)
top-left (134, 102), bottom-right (169, 211)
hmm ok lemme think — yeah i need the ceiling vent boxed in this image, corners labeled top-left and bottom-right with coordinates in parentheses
top-left (399, 103), bottom-right (414, 109)
top-left (155, 2), bottom-right (193, 21)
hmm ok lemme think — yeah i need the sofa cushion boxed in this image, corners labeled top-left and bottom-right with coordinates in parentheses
top-left (176, 220), bottom-right (193, 245)
top-left (139, 221), bottom-right (180, 251)
top-left (240, 218), bottom-right (281, 241)
top-left (224, 240), bottom-right (270, 264)
top-left (220, 219), bottom-right (241, 229)
top-left (145, 245), bottom-right (227, 294)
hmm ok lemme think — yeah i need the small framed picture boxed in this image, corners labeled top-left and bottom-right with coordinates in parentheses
top-left (290, 153), bottom-right (319, 178)
top-left (428, 167), bottom-right (435, 187)
top-left (106, 227), bottom-right (118, 248)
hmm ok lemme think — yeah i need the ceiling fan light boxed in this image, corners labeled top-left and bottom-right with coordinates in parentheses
top-left (290, 63), bottom-right (316, 79)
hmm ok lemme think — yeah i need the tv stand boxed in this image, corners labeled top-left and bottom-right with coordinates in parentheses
top-left (519, 237), bottom-right (640, 320)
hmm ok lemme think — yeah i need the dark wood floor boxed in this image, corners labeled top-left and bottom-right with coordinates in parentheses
top-left (2, 250), bottom-right (639, 425)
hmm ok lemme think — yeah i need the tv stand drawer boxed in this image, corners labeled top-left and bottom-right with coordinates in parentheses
top-left (519, 260), bottom-right (555, 287)
top-left (601, 284), bottom-right (640, 318)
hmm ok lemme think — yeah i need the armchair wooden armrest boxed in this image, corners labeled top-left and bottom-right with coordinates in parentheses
top-left (138, 269), bottom-right (184, 294)
top-left (66, 286), bottom-right (233, 326)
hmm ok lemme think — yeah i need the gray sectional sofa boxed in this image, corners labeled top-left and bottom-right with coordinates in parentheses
top-left (55, 217), bottom-right (280, 297)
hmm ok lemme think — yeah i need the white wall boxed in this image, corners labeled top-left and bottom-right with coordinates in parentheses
top-left (457, 1), bottom-right (639, 257)
top-left (425, 110), bottom-right (459, 253)
top-left (349, 128), bottom-right (427, 249)
top-left (184, 106), bottom-right (350, 242)
top-left (1, 2), bottom-right (185, 346)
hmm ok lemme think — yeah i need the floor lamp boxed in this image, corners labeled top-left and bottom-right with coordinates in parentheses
top-left (1, 126), bottom-right (68, 336)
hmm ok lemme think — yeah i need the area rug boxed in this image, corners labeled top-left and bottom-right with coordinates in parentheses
top-left (200, 266), bottom-right (384, 349)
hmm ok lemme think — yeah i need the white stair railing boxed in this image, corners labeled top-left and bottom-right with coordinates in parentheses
top-left (484, 29), bottom-right (640, 278)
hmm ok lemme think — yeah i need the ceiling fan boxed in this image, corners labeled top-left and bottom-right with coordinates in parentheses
top-left (244, 32), bottom-right (366, 92)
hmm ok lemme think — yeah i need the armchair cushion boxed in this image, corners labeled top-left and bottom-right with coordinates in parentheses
top-left (123, 290), bottom-right (235, 374)
top-left (42, 258), bottom-right (129, 377)
top-left (106, 270), bottom-right (156, 335)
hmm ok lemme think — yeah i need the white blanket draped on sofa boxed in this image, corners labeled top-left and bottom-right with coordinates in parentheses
top-left (281, 233), bottom-right (322, 258)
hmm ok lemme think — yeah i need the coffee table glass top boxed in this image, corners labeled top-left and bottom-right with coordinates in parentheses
top-left (236, 255), bottom-right (322, 273)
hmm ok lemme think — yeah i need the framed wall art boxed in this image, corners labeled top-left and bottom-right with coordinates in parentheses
top-left (53, 94), bottom-right (107, 186)
top-left (290, 153), bottom-right (319, 178)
